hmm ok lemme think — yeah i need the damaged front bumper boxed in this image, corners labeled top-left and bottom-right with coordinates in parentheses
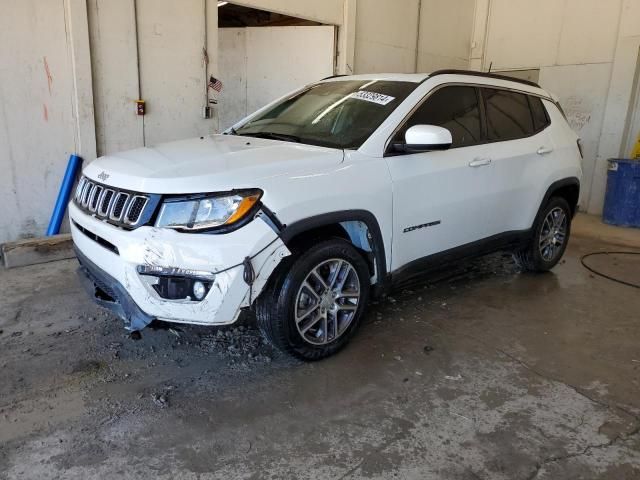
top-left (69, 201), bottom-right (290, 330)
top-left (76, 247), bottom-right (155, 330)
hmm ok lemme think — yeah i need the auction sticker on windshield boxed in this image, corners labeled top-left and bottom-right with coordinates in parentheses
top-left (349, 90), bottom-right (395, 106)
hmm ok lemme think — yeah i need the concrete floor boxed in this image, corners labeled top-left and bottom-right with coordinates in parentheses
top-left (1, 222), bottom-right (639, 479)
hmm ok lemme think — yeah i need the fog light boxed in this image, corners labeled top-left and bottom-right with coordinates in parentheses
top-left (193, 281), bottom-right (207, 301)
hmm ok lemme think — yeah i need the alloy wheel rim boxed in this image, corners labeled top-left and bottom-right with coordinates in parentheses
top-left (539, 207), bottom-right (567, 262)
top-left (294, 258), bottom-right (361, 346)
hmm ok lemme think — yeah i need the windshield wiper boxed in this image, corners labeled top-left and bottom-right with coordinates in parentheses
top-left (223, 126), bottom-right (238, 135)
top-left (238, 131), bottom-right (301, 143)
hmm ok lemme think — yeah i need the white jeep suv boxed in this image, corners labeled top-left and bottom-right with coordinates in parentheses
top-left (71, 70), bottom-right (582, 360)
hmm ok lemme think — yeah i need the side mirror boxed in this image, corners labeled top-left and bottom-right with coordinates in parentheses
top-left (400, 125), bottom-right (452, 153)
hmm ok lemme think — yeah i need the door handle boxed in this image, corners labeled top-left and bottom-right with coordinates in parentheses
top-left (537, 146), bottom-right (553, 155)
top-left (469, 157), bottom-right (492, 167)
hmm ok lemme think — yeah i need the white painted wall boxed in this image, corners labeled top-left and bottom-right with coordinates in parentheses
top-left (245, 26), bottom-right (335, 113)
top-left (538, 64), bottom-right (612, 209)
top-left (354, 0), bottom-right (420, 73)
top-left (218, 26), bottom-right (335, 130)
top-left (136, 0), bottom-right (217, 146)
top-left (482, 0), bottom-right (620, 70)
top-left (471, 0), bottom-right (640, 214)
top-left (0, 0), bottom-right (481, 245)
top-left (12, 0), bottom-right (635, 244)
top-left (0, 0), bottom-right (95, 244)
top-left (218, 28), bottom-right (249, 131)
top-left (353, 0), bottom-right (474, 74)
top-left (591, 0), bottom-right (640, 213)
top-left (416, 0), bottom-right (475, 72)
top-left (88, 0), bottom-right (219, 155)
top-left (88, 0), bottom-right (143, 155)
top-left (624, 69), bottom-right (640, 158)
top-left (227, 0), bottom-right (359, 75)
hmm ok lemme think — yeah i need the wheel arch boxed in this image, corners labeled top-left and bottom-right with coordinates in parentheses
top-left (536, 177), bottom-right (581, 223)
top-left (279, 210), bottom-right (389, 295)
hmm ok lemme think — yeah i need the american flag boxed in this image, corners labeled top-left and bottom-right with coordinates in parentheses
top-left (208, 76), bottom-right (223, 92)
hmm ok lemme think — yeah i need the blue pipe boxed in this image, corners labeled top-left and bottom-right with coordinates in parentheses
top-left (46, 154), bottom-right (83, 236)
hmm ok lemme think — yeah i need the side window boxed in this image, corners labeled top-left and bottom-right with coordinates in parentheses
top-left (529, 95), bottom-right (550, 132)
top-left (483, 88), bottom-right (535, 141)
top-left (394, 86), bottom-right (482, 149)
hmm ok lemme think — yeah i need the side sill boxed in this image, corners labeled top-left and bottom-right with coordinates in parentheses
top-left (390, 229), bottom-right (531, 287)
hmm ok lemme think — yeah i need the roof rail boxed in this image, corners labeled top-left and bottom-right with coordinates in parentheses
top-left (427, 69), bottom-right (541, 88)
top-left (320, 74), bottom-right (348, 81)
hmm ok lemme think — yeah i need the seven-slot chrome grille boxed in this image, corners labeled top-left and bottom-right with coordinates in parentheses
top-left (73, 176), bottom-right (151, 228)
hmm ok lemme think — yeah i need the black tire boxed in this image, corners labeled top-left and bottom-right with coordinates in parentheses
top-left (513, 196), bottom-right (572, 272)
top-left (256, 238), bottom-right (370, 361)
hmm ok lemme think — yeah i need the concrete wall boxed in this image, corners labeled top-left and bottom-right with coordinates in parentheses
top-left (218, 26), bottom-right (335, 130)
top-left (13, 0), bottom-right (634, 243)
top-left (229, 0), bottom-right (356, 74)
top-left (88, 0), bottom-right (142, 155)
top-left (354, 0), bottom-right (421, 73)
top-left (353, 0), bottom-right (474, 74)
top-left (0, 0), bottom-right (475, 245)
top-left (0, 0), bottom-right (474, 245)
top-left (218, 28), bottom-right (248, 131)
top-left (88, 0), bottom-right (219, 155)
top-left (0, 0), bottom-right (96, 243)
top-left (593, 0), bottom-right (640, 211)
top-left (471, 0), bottom-right (640, 214)
top-left (416, 0), bottom-right (475, 72)
top-left (481, 0), bottom-right (620, 70)
top-left (136, 0), bottom-right (216, 145)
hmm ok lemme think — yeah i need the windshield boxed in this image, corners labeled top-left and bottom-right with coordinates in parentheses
top-left (233, 80), bottom-right (418, 149)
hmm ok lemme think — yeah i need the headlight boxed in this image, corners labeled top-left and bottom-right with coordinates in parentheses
top-left (155, 190), bottom-right (262, 231)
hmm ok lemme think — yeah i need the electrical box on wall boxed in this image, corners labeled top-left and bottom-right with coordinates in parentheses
top-left (202, 106), bottom-right (212, 119)
top-left (136, 100), bottom-right (146, 116)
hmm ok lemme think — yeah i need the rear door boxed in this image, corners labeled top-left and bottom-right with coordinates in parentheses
top-left (478, 88), bottom-right (554, 233)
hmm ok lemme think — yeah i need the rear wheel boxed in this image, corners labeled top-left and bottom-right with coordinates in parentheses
top-left (256, 238), bottom-right (370, 361)
top-left (513, 196), bottom-right (572, 272)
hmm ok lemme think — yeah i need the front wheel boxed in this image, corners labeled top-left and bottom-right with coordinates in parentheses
top-left (513, 196), bottom-right (572, 272)
top-left (256, 238), bottom-right (370, 361)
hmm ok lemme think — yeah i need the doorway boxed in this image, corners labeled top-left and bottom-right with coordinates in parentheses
top-left (217, 3), bottom-right (336, 130)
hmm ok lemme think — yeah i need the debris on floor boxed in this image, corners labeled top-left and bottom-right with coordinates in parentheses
top-left (151, 387), bottom-right (174, 409)
top-left (1, 240), bottom-right (639, 478)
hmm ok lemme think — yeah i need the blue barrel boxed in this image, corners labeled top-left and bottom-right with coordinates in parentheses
top-left (602, 158), bottom-right (640, 228)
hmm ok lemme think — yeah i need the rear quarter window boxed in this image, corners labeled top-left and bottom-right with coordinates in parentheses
top-left (483, 88), bottom-right (535, 141)
top-left (529, 96), bottom-right (550, 132)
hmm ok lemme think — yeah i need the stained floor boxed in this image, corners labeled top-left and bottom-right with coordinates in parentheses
top-left (0, 233), bottom-right (639, 479)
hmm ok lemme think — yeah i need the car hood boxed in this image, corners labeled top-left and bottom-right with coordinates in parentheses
top-left (83, 134), bottom-right (344, 194)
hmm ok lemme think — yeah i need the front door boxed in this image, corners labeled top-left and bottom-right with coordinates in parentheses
top-left (385, 85), bottom-right (500, 272)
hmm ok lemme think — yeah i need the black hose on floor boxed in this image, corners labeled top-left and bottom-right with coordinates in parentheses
top-left (580, 251), bottom-right (640, 289)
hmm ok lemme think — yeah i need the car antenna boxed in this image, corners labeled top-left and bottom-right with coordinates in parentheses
top-left (488, 61), bottom-right (493, 73)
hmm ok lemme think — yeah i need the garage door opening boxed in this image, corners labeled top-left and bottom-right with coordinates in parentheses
top-left (217, 3), bottom-right (337, 130)
top-left (218, 3), bottom-right (323, 27)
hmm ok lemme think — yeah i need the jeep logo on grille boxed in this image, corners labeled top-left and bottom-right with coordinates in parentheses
top-left (97, 171), bottom-right (110, 181)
